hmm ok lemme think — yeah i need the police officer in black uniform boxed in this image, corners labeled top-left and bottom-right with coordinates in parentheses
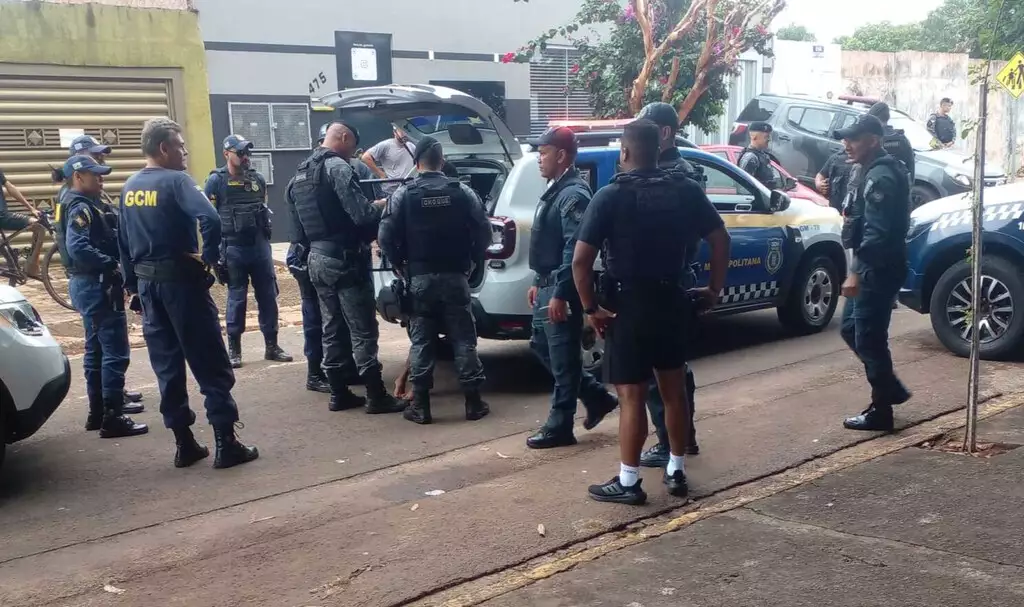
top-left (738, 122), bottom-right (780, 190)
top-left (927, 98), bottom-right (956, 148)
top-left (867, 102), bottom-right (915, 184)
top-left (835, 115), bottom-right (912, 432)
top-left (573, 120), bottom-right (730, 505)
top-left (815, 149), bottom-right (854, 212)
top-left (289, 121), bottom-right (403, 414)
top-left (54, 135), bottom-right (146, 410)
top-left (119, 117), bottom-right (258, 469)
top-left (522, 127), bottom-right (617, 448)
top-left (205, 135), bottom-right (292, 368)
top-left (634, 102), bottom-right (703, 467)
top-left (378, 136), bottom-right (492, 424)
top-left (62, 155), bottom-right (148, 439)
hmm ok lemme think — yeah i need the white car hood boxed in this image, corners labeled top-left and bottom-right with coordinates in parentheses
top-left (918, 148), bottom-right (1005, 178)
top-left (912, 182), bottom-right (1024, 222)
top-left (0, 285), bottom-right (28, 305)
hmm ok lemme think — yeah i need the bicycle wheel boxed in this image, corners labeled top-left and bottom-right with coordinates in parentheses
top-left (41, 243), bottom-right (74, 311)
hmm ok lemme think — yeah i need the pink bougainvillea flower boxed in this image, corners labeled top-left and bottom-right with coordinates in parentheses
top-left (623, 3), bottom-right (635, 20)
top-left (500, 52), bottom-right (516, 64)
top-left (569, 63), bottom-right (581, 75)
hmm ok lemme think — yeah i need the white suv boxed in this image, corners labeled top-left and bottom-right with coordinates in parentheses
top-left (0, 285), bottom-right (72, 469)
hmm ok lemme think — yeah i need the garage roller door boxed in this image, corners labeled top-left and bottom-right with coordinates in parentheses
top-left (0, 75), bottom-right (173, 246)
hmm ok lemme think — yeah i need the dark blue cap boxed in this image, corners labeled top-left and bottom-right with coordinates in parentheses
top-left (749, 121), bottom-right (772, 133)
top-left (636, 102), bottom-right (680, 131)
top-left (834, 114), bottom-right (884, 140)
top-left (69, 135), bottom-right (111, 156)
top-left (63, 155), bottom-right (113, 179)
top-left (413, 136), bottom-right (443, 163)
top-left (223, 134), bottom-right (254, 153)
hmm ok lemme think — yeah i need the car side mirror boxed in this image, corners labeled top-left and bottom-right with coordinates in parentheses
top-left (769, 190), bottom-right (791, 213)
top-left (784, 175), bottom-right (797, 191)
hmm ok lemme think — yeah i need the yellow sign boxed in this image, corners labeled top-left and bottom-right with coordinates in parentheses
top-left (995, 52), bottom-right (1024, 99)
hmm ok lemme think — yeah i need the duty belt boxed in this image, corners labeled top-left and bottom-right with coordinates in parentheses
top-left (134, 258), bottom-right (210, 283)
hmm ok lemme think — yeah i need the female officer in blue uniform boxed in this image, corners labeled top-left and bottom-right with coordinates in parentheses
top-left (63, 155), bottom-right (148, 438)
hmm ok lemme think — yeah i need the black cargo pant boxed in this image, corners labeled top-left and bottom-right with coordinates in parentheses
top-left (407, 272), bottom-right (485, 391)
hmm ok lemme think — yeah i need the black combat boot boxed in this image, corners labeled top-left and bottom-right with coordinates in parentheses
top-left (325, 367), bottom-right (366, 411)
top-left (464, 389), bottom-right (490, 421)
top-left (228, 335), bottom-right (243, 369)
top-left (305, 360), bottom-right (331, 393)
top-left (363, 369), bottom-right (406, 414)
top-left (264, 335), bottom-right (293, 362)
top-left (173, 426), bottom-right (210, 468)
top-left (98, 396), bottom-right (149, 439)
top-left (124, 388), bottom-right (144, 404)
top-left (85, 396), bottom-right (104, 431)
top-left (403, 390), bottom-right (433, 425)
top-left (213, 424), bottom-right (259, 469)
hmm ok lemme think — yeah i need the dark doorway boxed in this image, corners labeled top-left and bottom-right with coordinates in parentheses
top-left (430, 80), bottom-right (507, 121)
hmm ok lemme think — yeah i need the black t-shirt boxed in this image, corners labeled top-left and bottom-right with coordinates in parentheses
top-left (578, 168), bottom-right (723, 283)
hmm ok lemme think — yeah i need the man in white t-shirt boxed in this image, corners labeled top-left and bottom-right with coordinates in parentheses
top-left (361, 125), bottom-right (417, 194)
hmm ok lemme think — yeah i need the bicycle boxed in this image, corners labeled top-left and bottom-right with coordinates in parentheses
top-left (0, 207), bottom-right (74, 311)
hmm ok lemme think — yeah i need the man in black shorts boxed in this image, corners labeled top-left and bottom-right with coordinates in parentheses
top-left (572, 120), bottom-right (730, 505)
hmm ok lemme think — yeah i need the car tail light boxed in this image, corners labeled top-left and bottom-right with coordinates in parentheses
top-left (0, 300), bottom-right (45, 336)
top-left (486, 216), bottom-right (517, 260)
top-left (731, 123), bottom-right (747, 136)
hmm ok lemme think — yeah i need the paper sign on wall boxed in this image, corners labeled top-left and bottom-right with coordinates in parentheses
top-left (351, 47), bottom-right (377, 82)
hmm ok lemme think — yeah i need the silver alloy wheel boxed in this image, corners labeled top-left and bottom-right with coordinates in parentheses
top-left (946, 275), bottom-right (1014, 344)
top-left (803, 268), bottom-right (834, 324)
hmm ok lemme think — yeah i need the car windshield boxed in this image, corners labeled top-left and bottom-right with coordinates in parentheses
top-left (404, 114), bottom-right (490, 135)
top-left (889, 112), bottom-right (935, 151)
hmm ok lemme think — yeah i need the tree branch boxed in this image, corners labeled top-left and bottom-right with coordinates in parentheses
top-left (662, 56), bottom-right (681, 102)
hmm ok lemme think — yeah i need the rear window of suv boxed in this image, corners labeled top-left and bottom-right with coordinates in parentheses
top-left (736, 97), bottom-right (778, 122)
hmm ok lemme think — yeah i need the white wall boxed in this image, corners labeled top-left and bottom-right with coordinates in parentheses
top-left (206, 51), bottom-right (338, 96)
top-left (769, 40), bottom-right (843, 100)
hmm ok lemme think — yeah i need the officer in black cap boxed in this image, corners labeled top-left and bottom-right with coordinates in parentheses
top-left (634, 102), bottom-right (702, 467)
top-left (524, 127), bottom-right (618, 449)
top-left (738, 122), bottom-right (780, 190)
top-left (378, 136), bottom-right (493, 424)
top-left (289, 121), bottom-right (403, 414)
top-left (572, 120), bottom-right (730, 505)
top-left (834, 114), bottom-right (912, 432)
top-left (204, 134), bottom-right (291, 368)
top-left (867, 102), bottom-right (915, 187)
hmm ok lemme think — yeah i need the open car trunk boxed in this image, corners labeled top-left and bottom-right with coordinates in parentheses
top-left (315, 85), bottom-right (521, 291)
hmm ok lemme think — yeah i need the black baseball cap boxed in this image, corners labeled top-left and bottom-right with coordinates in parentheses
top-left (528, 127), bottom-right (579, 154)
top-left (63, 155), bottom-right (113, 180)
top-left (413, 136), bottom-right (443, 163)
top-left (834, 114), bottom-right (885, 140)
top-left (636, 102), bottom-right (680, 131)
top-left (68, 135), bottom-right (111, 156)
top-left (222, 134), bottom-right (254, 153)
top-left (749, 121), bottom-right (773, 133)
top-left (867, 102), bottom-right (890, 122)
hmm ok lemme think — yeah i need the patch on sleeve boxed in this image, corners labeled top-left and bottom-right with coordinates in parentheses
top-left (561, 195), bottom-right (586, 222)
top-left (864, 178), bottom-right (885, 203)
top-left (71, 206), bottom-right (91, 229)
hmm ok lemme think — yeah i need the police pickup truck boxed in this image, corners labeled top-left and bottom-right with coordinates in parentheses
top-left (315, 85), bottom-right (847, 371)
top-left (900, 182), bottom-right (1024, 360)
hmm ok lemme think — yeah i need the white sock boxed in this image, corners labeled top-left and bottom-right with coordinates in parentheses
top-left (666, 454), bottom-right (685, 476)
top-left (619, 463), bottom-right (640, 487)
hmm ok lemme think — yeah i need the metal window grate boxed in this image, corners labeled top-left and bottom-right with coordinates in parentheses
top-left (249, 153), bottom-right (274, 185)
top-left (270, 103), bottom-right (311, 150)
top-left (529, 47), bottom-right (593, 136)
top-left (228, 103), bottom-right (273, 149)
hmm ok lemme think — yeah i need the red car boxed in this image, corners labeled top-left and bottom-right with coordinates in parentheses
top-left (700, 144), bottom-right (830, 207)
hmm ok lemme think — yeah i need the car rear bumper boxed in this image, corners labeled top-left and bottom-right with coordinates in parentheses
top-left (471, 298), bottom-right (532, 341)
top-left (9, 355), bottom-right (71, 443)
top-left (898, 288), bottom-right (925, 313)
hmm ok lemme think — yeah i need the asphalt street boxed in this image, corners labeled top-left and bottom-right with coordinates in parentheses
top-left (2, 304), bottom-right (1019, 606)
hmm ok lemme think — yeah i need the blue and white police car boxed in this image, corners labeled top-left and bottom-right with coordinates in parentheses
top-left (900, 182), bottom-right (1024, 360)
top-left (316, 85), bottom-right (847, 371)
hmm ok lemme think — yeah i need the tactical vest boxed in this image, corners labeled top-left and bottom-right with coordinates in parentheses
top-left (841, 155), bottom-right (909, 252)
top-left (61, 195), bottom-right (116, 274)
top-left (404, 178), bottom-right (475, 275)
top-left (606, 174), bottom-right (687, 284)
top-left (880, 129), bottom-right (914, 183)
top-left (55, 186), bottom-right (118, 271)
top-left (529, 173), bottom-right (590, 277)
top-left (659, 156), bottom-right (702, 288)
top-left (211, 168), bottom-right (267, 245)
top-left (933, 114), bottom-right (956, 144)
top-left (740, 147), bottom-right (777, 188)
top-left (290, 148), bottom-right (360, 253)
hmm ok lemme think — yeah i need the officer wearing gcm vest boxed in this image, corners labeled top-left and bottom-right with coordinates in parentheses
top-left (378, 136), bottom-right (492, 425)
top-left (835, 114), bottom-right (912, 432)
top-left (738, 122), bottom-right (780, 190)
top-left (524, 127), bottom-right (617, 450)
top-left (289, 121), bottom-right (403, 415)
top-left (204, 135), bottom-right (292, 368)
top-left (62, 155), bottom-right (148, 440)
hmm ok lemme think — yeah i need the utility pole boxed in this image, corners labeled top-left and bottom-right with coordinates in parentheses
top-left (963, 66), bottom-right (989, 454)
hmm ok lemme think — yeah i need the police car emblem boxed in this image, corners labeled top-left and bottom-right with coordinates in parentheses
top-left (765, 238), bottom-right (783, 275)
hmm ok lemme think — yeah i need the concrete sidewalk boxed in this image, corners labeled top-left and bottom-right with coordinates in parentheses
top-left (473, 405), bottom-right (1024, 607)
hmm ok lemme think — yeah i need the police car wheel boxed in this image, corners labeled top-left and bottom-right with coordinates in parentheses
top-left (929, 256), bottom-right (1024, 360)
top-left (581, 325), bottom-right (604, 381)
top-left (778, 255), bottom-right (840, 334)
top-left (911, 184), bottom-right (938, 209)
